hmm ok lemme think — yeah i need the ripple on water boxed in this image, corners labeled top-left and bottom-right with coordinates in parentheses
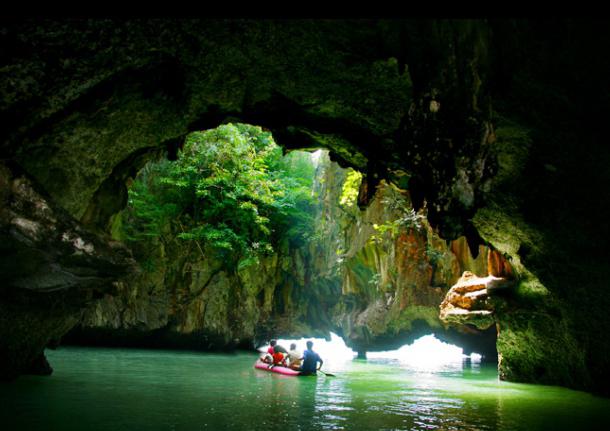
top-left (2, 348), bottom-right (610, 431)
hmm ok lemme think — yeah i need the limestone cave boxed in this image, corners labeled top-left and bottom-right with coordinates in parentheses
top-left (1, 17), bottom-right (610, 430)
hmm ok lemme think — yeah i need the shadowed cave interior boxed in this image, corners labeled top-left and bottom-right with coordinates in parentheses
top-left (1, 18), bottom-right (610, 402)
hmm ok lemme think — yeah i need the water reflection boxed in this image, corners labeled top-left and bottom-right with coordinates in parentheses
top-left (1, 347), bottom-right (609, 431)
top-left (314, 371), bottom-right (354, 430)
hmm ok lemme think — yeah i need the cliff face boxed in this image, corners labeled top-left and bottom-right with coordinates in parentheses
top-left (68, 153), bottom-right (344, 349)
top-left (329, 178), bottom-right (504, 357)
top-left (69, 152), bottom-right (503, 362)
top-left (1, 19), bottom-right (609, 394)
top-left (70, 243), bottom-right (299, 349)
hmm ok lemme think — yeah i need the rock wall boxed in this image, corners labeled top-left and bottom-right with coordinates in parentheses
top-left (69, 152), bottom-right (505, 362)
top-left (67, 152), bottom-right (344, 349)
top-left (0, 161), bottom-right (135, 378)
top-left (329, 179), bottom-right (504, 357)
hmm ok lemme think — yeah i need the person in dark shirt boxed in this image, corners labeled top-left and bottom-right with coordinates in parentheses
top-left (300, 340), bottom-right (323, 375)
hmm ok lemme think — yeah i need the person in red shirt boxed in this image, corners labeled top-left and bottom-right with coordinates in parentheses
top-left (271, 350), bottom-right (286, 367)
top-left (261, 339), bottom-right (288, 367)
top-left (261, 339), bottom-right (285, 364)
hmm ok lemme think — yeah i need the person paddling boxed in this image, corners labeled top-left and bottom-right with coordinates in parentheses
top-left (300, 340), bottom-right (323, 375)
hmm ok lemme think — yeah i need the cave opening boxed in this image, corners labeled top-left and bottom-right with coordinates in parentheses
top-left (112, 122), bottom-right (325, 268)
top-left (3, 18), bottom-right (610, 431)
top-left (263, 333), bottom-right (485, 371)
top-left (66, 122), bottom-right (364, 349)
top-left (67, 121), bottom-right (502, 367)
top-left (367, 334), bottom-right (483, 365)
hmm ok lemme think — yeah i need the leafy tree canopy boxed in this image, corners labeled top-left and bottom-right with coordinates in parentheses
top-left (122, 123), bottom-right (318, 268)
top-left (340, 169), bottom-right (362, 208)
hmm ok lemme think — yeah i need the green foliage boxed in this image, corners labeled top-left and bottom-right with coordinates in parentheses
top-left (122, 161), bottom-right (184, 242)
top-left (339, 169), bottom-right (362, 208)
top-left (371, 219), bottom-right (403, 240)
top-left (370, 190), bottom-right (426, 244)
top-left (368, 273), bottom-right (382, 287)
top-left (237, 255), bottom-right (260, 271)
top-left (371, 209), bottom-right (426, 243)
top-left (269, 151), bottom-right (319, 246)
top-left (123, 123), bottom-right (318, 267)
top-left (426, 245), bottom-right (444, 265)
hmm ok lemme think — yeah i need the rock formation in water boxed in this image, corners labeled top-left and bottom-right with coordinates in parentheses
top-left (1, 19), bottom-right (609, 395)
top-left (440, 271), bottom-right (510, 330)
top-left (0, 161), bottom-right (135, 378)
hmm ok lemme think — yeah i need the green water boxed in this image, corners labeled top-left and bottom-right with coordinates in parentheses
top-left (1, 347), bottom-right (609, 430)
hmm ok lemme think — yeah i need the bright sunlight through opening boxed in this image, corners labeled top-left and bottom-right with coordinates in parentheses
top-left (310, 149), bottom-right (324, 166)
top-left (259, 333), bottom-right (355, 366)
top-left (259, 333), bottom-right (481, 371)
top-left (367, 335), bottom-right (481, 371)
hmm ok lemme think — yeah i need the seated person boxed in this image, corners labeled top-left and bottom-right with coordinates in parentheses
top-left (260, 339), bottom-right (277, 364)
top-left (260, 339), bottom-right (289, 366)
top-left (271, 350), bottom-right (286, 367)
top-left (272, 341), bottom-right (288, 355)
top-left (300, 340), bottom-right (323, 375)
top-left (286, 343), bottom-right (303, 370)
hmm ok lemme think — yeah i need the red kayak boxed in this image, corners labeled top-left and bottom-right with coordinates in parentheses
top-left (254, 359), bottom-right (301, 376)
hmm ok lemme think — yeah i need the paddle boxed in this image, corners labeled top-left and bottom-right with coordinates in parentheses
top-left (318, 369), bottom-right (336, 377)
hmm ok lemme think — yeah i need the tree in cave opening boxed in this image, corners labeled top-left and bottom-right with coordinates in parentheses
top-left (119, 123), bottom-right (320, 271)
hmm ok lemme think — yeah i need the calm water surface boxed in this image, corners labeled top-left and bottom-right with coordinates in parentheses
top-left (1, 347), bottom-right (609, 430)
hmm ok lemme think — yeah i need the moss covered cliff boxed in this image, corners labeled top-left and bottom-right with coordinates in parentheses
top-left (67, 151), bottom-right (343, 349)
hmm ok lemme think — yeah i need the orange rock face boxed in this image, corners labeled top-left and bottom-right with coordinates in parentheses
top-left (487, 249), bottom-right (513, 278)
top-left (439, 271), bottom-right (509, 330)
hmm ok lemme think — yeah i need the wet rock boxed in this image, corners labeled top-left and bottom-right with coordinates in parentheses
top-left (24, 353), bottom-right (53, 376)
top-left (0, 161), bottom-right (136, 379)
